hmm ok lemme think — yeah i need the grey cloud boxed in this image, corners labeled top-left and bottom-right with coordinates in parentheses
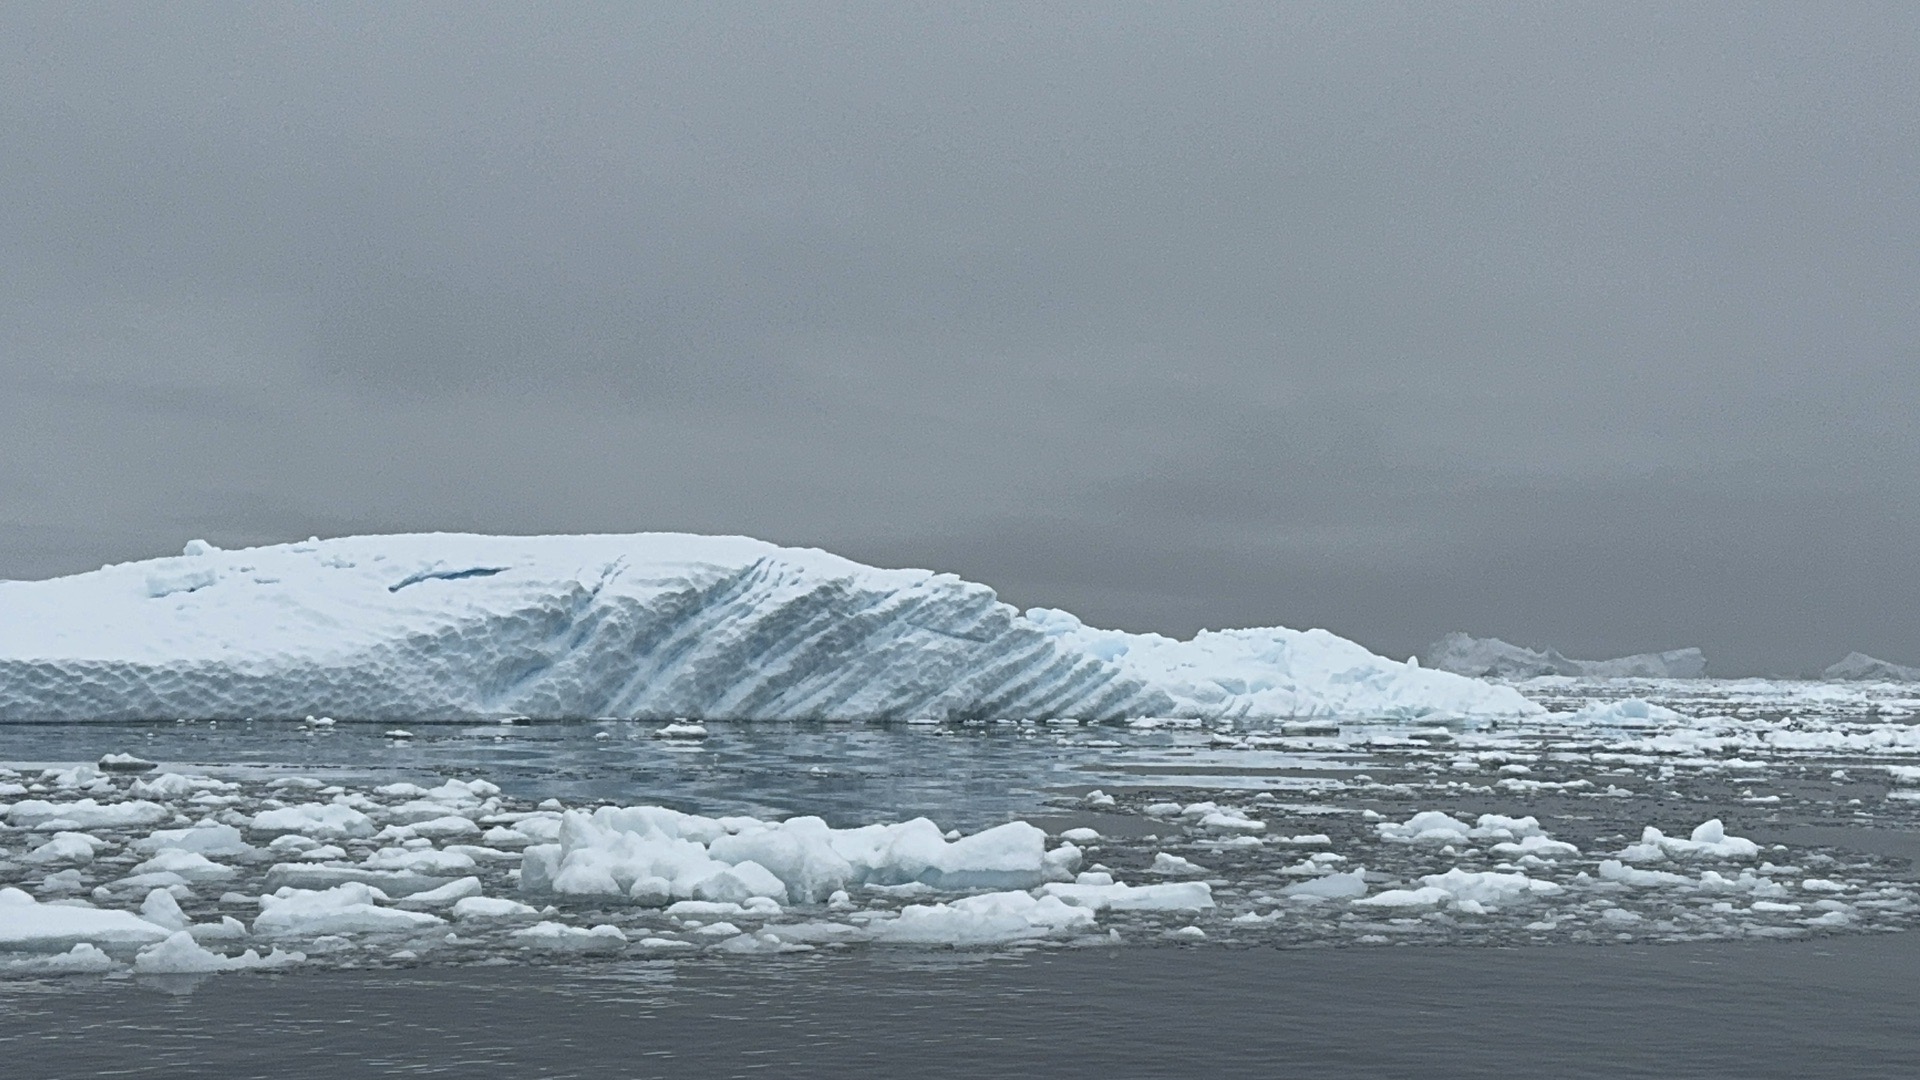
top-left (3, 2), bottom-right (1917, 674)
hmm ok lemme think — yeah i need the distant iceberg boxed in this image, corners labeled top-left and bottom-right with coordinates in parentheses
top-left (1822, 652), bottom-right (1920, 682)
top-left (1424, 633), bottom-right (1707, 680)
top-left (0, 534), bottom-right (1537, 722)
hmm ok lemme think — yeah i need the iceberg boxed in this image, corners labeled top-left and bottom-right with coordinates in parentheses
top-left (1822, 652), bottom-right (1920, 682)
top-left (1423, 633), bottom-right (1707, 680)
top-left (0, 533), bottom-right (1535, 722)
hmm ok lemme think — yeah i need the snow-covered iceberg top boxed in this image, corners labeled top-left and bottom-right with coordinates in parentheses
top-left (1424, 632), bottom-right (1707, 680)
top-left (0, 533), bottom-right (1536, 722)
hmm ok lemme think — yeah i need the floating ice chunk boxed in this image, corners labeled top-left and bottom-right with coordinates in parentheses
top-left (451, 896), bottom-right (540, 921)
top-left (250, 804), bottom-right (376, 840)
top-left (1617, 819), bottom-right (1759, 862)
top-left (253, 883), bottom-right (446, 938)
top-left (702, 820), bottom-right (854, 903)
top-left (1149, 853), bottom-right (1207, 876)
top-left (0, 887), bottom-right (171, 948)
top-left (140, 888), bottom-right (190, 931)
top-left (2, 943), bottom-right (118, 974)
top-left (1198, 811), bottom-right (1266, 834)
top-left (188, 916), bottom-right (250, 943)
top-left (1276, 834), bottom-right (1332, 846)
top-left (530, 808), bottom-right (1067, 905)
top-left (1166, 925), bottom-right (1207, 941)
top-left (1596, 860), bottom-right (1692, 887)
top-left (511, 921), bottom-right (628, 953)
top-left (1417, 868), bottom-right (1563, 906)
top-left (872, 891), bottom-right (1096, 945)
top-left (132, 821), bottom-right (251, 857)
top-left (1352, 886), bottom-right (1454, 909)
top-left (1488, 834), bottom-right (1581, 859)
top-left (261, 863), bottom-right (457, 897)
top-left (1080, 790), bottom-right (1117, 809)
top-left (1279, 869), bottom-right (1369, 900)
top-left (7, 799), bottom-right (171, 830)
top-left (1376, 811), bottom-right (1473, 843)
top-left (23, 832), bottom-right (104, 865)
top-left (133, 931), bottom-right (303, 974)
top-left (268, 777), bottom-right (325, 792)
top-left (361, 847), bottom-right (478, 875)
top-left (129, 849), bottom-right (236, 884)
top-left (408, 816), bottom-right (483, 841)
top-left (98, 753), bottom-right (157, 773)
top-left (1035, 880), bottom-right (1214, 912)
top-left (1060, 827), bottom-right (1101, 843)
top-left (654, 723), bottom-right (708, 739)
top-left (395, 877), bottom-right (485, 909)
top-left (37, 869), bottom-right (88, 893)
top-left (129, 774), bottom-right (199, 800)
top-left (479, 826), bottom-right (534, 849)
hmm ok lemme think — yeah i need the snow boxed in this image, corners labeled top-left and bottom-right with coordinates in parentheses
top-left (1424, 633), bottom-right (1707, 679)
top-left (0, 532), bottom-right (1535, 721)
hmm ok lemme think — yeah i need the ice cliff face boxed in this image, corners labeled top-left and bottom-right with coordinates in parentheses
top-left (1424, 633), bottom-right (1707, 680)
top-left (0, 534), bottom-right (1537, 722)
top-left (1822, 652), bottom-right (1920, 682)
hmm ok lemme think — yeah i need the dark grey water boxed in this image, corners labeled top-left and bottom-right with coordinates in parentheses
top-left (10, 700), bottom-right (1920, 1076)
top-left (4, 932), bottom-right (1916, 1079)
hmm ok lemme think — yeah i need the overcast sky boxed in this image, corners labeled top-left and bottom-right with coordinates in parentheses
top-left (3, 3), bottom-right (1916, 674)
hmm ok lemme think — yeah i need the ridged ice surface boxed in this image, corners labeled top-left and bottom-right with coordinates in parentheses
top-left (0, 533), bottom-right (1533, 722)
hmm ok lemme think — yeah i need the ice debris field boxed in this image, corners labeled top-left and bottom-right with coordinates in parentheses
top-left (8, 674), bottom-right (1920, 979)
top-left (0, 533), bottom-right (1531, 723)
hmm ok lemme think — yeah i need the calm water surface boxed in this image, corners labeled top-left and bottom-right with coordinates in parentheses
top-left (4, 932), bottom-right (1915, 1079)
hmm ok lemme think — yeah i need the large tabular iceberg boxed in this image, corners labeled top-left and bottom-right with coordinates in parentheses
top-left (0, 533), bottom-right (1535, 722)
top-left (1822, 652), bottom-right (1920, 682)
top-left (1424, 632), bottom-right (1707, 680)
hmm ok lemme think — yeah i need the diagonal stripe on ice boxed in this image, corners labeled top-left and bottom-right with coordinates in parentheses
top-left (0, 533), bottom-right (1538, 722)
